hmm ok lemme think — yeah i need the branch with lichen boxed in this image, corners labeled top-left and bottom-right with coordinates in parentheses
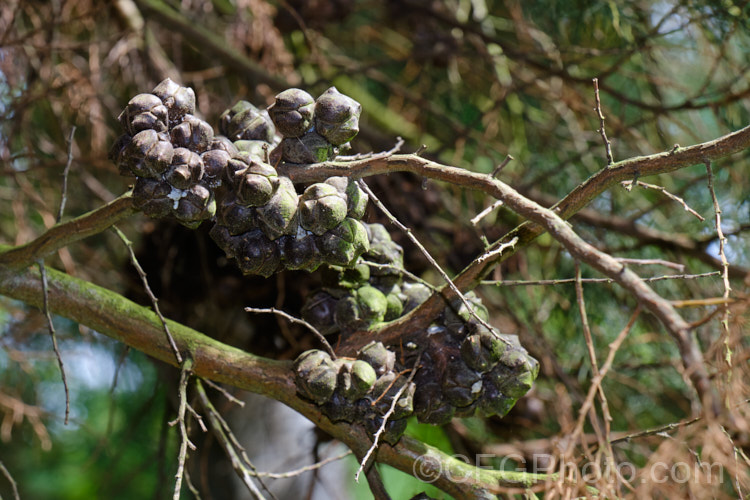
top-left (0, 253), bottom-right (556, 497)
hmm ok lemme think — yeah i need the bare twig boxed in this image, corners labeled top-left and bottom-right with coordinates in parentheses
top-left (470, 200), bottom-right (504, 226)
top-left (358, 180), bottom-right (510, 346)
top-left (255, 449), bottom-right (353, 479)
top-left (490, 154), bottom-right (514, 178)
top-left (114, 225), bottom-right (182, 365)
top-left (195, 379), bottom-right (270, 500)
top-left (201, 378), bottom-right (245, 407)
top-left (593, 78), bottom-right (614, 165)
top-left (621, 179), bottom-right (705, 221)
top-left (56, 125), bottom-right (76, 223)
top-left (721, 426), bottom-right (746, 500)
top-left (0, 460), bottom-right (20, 500)
top-left (564, 306), bottom-right (640, 462)
top-left (706, 160), bottom-right (733, 376)
top-left (171, 358), bottom-right (195, 500)
top-left (37, 260), bottom-right (70, 425)
top-left (615, 257), bottom-right (685, 272)
top-left (244, 307), bottom-right (335, 359)
top-left (355, 350), bottom-right (423, 482)
top-left (482, 271), bottom-right (720, 287)
top-left (574, 262), bottom-right (616, 484)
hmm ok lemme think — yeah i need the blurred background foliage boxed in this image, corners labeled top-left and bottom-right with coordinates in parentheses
top-left (0, 0), bottom-right (748, 498)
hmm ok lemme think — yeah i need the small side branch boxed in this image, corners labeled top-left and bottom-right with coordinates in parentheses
top-left (355, 350), bottom-right (423, 482)
top-left (358, 180), bottom-right (510, 345)
top-left (244, 307), bottom-right (335, 359)
top-left (195, 379), bottom-right (272, 500)
top-left (0, 460), bottom-right (20, 500)
top-left (171, 359), bottom-right (195, 500)
top-left (706, 160), bottom-right (733, 376)
top-left (0, 192), bottom-right (136, 269)
top-left (593, 78), bottom-right (614, 165)
top-left (622, 179), bottom-right (705, 221)
top-left (56, 125), bottom-right (76, 223)
top-left (114, 226), bottom-right (182, 365)
top-left (37, 260), bottom-right (70, 424)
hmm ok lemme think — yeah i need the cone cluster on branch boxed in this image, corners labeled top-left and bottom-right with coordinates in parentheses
top-left (110, 80), bottom-right (538, 446)
top-left (296, 224), bottom-right (539, 443)
top-left (110, 80), bottom-right (369, 272)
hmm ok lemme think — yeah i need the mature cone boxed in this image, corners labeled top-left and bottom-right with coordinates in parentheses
top-left (118, 93), bottom-right (168, 135)
top-left (299, 182), bottom-right (348, 235)
top-left (174, 184), bottom-right (215, 229)
top-left (109, 134), bottom-right (133, 176)
top-left (209, 135), bottom-right (239, 156)
top-left (294, 350), bottom-right (338, 405)
top-left (170, 114), bottom-right (214, 153)
top-left (200, 149), bottom-right (231, 188)
top-left (234, 160), bottom-right (277, 207)
top-left (132, 177), bottom-right (173, 218)
top-left (279, 131), bottom-right (334, 164)
top-left (357, 341), bottom-right (395, 376)
top-left (268, 88), bottom-right (315, 138)
top-left (255, 176), bottom-right (299, 240)
top-left (219, 100), bottom-right (275, 143)
top-left (282, 228), bottom-right (323, 272)
top-left (209, 226), bottom-right (282, 277)
top-left (216, 194), bottom-right (257, 235)
top-left (314, 86), bottom-right (361, 145)
top-left (123, 129), bottom-right (174, 179)
top-left (322, 176), bottom-right (369, 219)
top-left (316, 217), bottom-right (369, 267)
top-left (234, 140), bottom-right (270, 162)
top-left (151, 78), bottom-right (196, 126)
top-left (165, 148), bottom-right (204, 190)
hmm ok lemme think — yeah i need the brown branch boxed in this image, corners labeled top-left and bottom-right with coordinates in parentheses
top-left (287, 146), bottom-right (734, 410)
top-left (0, 256), bottom-right (557, 497)
top-left (0, 192), bottom-right (136, 269)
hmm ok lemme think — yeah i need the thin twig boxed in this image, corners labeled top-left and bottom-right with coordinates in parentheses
top-left (355, 350), bottom-right (423, 482)
top-left (256, 450), bottom-right (353, 478)
top-left (621, 179), bottom-right (705, 221)
top-left (490, 154), bottom-right (514, 178)
top-left (574, 262), bottom-right (616, 484)
top-left (184, 469), bottom-right (202, 499)
top-left (202, 378), bottom-right (245, 407)
top-left (358, 180), bottom-right (510, 345)
top-left (721, 426), bottom-right (745, 500)
top-left (706, 160), bottom-right (733, 376)
top-left (172, 358), bottom-right (195, 500)
top-left (0, 460), bottom-right (20, 500)
top-left (113, 225), bottom-right (183, 364)
top-left (473, 237), bottom-right (518, 265)
top-left (186, 403), bottom-right (207, 432)
top-left (336, 137), bottom-right (404, 161)
top-left (470, 200), bottom-right (504, 226)
top-left (195, 379), bottom-right (270, 500)
top-left (244, 307), bottom-right (335, 359)
top-left (593, 78), bottom-right (614, 165)
top-left (37, 260), bottom-right (70, 425)
top-left (615, 257), bottom-right (685, 272)
top-left (482, 271), bottom-right (720, 287)
top-left (57, 125), bottom-right (76, 223)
